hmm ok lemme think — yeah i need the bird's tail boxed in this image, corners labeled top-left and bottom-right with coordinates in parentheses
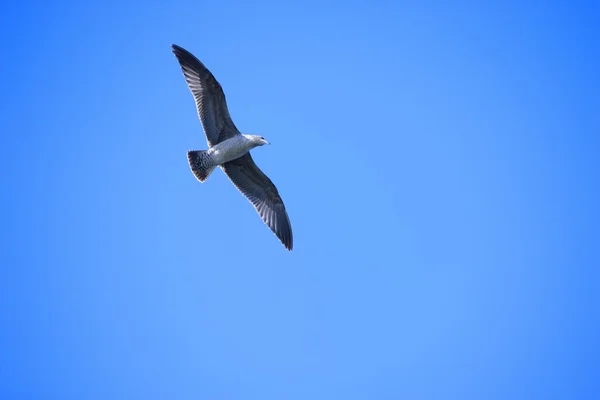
top-left (187, 150), bottom-right (216, 182)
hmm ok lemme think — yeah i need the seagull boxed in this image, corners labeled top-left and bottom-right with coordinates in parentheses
top-left (171, 44), bottom-right (293, 251)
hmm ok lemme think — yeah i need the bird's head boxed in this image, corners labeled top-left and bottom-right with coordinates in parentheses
top-left (247, 134), bottom-right (270, 147)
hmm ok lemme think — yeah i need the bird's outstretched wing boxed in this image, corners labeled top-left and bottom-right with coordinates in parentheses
top-left (171, 44), bottom-right (239, 146)
top-left (222, 154), bottom-right (293, 250)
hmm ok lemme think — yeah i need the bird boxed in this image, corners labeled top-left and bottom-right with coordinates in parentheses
top-left (171, 44), bottom-right (293, 251)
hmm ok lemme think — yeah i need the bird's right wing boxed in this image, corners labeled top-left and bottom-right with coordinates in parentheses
top-left (222, 153), bottom-right (293, 250)
top-left (171, 44), bottom-right (239, 146)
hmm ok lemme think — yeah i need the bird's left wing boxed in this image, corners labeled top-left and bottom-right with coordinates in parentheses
top-left (222, 154), bottom-right (293, 250)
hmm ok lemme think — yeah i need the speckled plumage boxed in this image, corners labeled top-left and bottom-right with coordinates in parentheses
top-left (172, 44), bottom-right (293, 251)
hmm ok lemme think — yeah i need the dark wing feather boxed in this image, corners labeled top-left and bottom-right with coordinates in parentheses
top-left (222, 154), bottom-right (293, 250)
top-left (171, 44), bottom-right (239, 146)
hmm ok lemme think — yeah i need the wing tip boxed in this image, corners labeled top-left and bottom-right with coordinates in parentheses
top-left (171, 44), bottom-right (189, 60)
top-left (171, 44), bottom-right (195, 62)
top-left (280, 213), bottom-right (293, 251)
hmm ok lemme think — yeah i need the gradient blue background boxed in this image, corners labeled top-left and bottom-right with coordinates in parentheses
top-left (1, 1), bottom-right (599, 399)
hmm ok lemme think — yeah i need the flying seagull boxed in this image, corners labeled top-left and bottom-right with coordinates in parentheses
top-left (171, 44), bottom-right (293, 251)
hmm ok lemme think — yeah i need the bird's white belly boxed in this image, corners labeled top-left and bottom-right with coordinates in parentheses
top-left (208, 136), bottom-right (251, 165)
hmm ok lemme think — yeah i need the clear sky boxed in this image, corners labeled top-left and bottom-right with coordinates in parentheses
top-left (1, 1), bottom-right (599, 399)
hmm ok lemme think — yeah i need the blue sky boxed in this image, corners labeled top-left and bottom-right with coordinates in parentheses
top-left (1, 0), bottom-right (599, 399)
